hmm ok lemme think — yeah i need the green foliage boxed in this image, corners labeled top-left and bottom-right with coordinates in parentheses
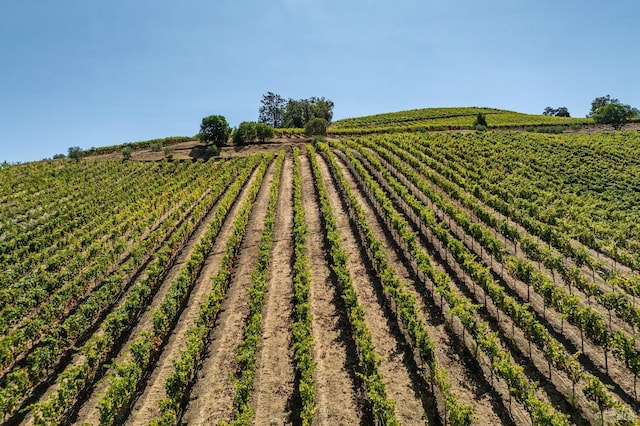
top-left (525, 125), bottom-right (565, 134)
top-left (68, 146), bottom-right (85, 161)
top-left (330, 107), bottom-right (589, 135)
top-left (258, 92), bottom-right (286, 128)
top-left (283, 97), bottom-right (334, 128)
top-left (473, 112), bottom-right (487, 127)
top-left (205, 144), bottom-right (220, 157)
top-left (255, 122), bottom-right (274, 142)
top-left (52, 153), bottom-right (66, 159)
top-left (233, 121), bottom-right (258, 145)
top-left (588, 94), bottom-right (619, 117)
top-left (592, 102), bottom-right (639, 130)
top-left (200, 115), bottom-right (231, 146)
top-left (304, 117), bottom-right (328, 136)
top-left (84, 136), bottom-right (193, 157)
top-left (543, 107), bottom-right (571, 117)
top-left (121, 145), bottom-right (133, 159)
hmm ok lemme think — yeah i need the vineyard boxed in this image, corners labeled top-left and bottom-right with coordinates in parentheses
top-left (1, 129), bottom-right (640, 425)
top-left (329, 107), bottom-right (593, 134)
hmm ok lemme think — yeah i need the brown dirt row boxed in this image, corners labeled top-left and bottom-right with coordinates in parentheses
top-left (315, 152), bottom-right (429, 425)
top-left (252, 155), bottom-right (296, 425)
top-left (124, 162), bottom-right (275, 424)
top-left (69, 164), bottom-right (266, 425)
top-left (298, 153), bottom-right (363, 425)
top-left (181, 160), bottom-right (276, 425)
top-left (331, 152), bottom-right (508, 425)
top-left (356, 148), bottom-right (636, 420)
top-left (332, 148), bottom-right (532, 425)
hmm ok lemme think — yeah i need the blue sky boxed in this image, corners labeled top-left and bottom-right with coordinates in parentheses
top-left (1, 0), bottom-right (639, 163)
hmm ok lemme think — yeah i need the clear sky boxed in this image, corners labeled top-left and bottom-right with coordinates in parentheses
top-left (1, 0), bottom-right (639, 163)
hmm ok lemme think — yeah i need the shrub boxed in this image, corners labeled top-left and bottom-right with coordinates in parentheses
top-left (255, 123), bottom-right (274, 142)
top-left (68, 146), bottom-right (85, 161)
top-left (304, 118), bottom-right (328, 136)
top-left (205, 144), bottom-right (220, 157)
top-left (121, 146), bottom-right (133, 159)
top-left (473, 112), bottom-right (488, 127)
top-left (233, 121), bottom-right (258, 145)
top-left (150, 142), bottom-right (162, 152)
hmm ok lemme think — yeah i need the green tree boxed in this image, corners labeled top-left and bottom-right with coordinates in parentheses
top-left (255, 123), bottom-right (274, 143)
top-left (121, 145), bottom-right (133, 160)
top-left (304, 117), bottom-right (328, 136)
top-left (592, 103), bottom-right (639, 130)
top-left (588, 95), bottom-right (619, 117)
top-left (283, 97), bottom-right (334, 128)
top-left (473, 113), bottom-right (487, 129)
top-left (233, 121), bottom-right (257, 145)
top-left (543, 107), bottom-right (570, 117)
top-left (258, 92), bottom-right (286, 128)
top-left (200, 115), bottom-right (231, 147)
top-left (68, 146), bottom-right (85, 161)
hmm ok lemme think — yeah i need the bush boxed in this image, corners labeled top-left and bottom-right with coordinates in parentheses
top-left (121, 145), bottom-right (133, 159)
top-left (150, 142), bottom-right (162, 152)
top-left (53, 153), bottom-right (66, 160)
top-left (205, 144), bottom-right (220, 157)
top-left (304, 118), bottom-right (328, 136)
top-left (473, 112), bottom-right (488, 127)
top-left (164, 146), bottom-right (175, 159)
top-left (68, 146), bottom-right (85, 161)
top-left (474, 124), bottom-right (487, 132)
top-left (233, 121), bottom-right (257, 145)
top-left (255, 123), bottom-right (274, 142)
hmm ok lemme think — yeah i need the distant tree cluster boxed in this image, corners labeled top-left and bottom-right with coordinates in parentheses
top-left (588, 95), bottom-right (639, 130)
top-left (542, 106), bottom-right (571, 117)
top-left (259, 92), bottom-right (334, 129)
top-left (233, 121), bottom-right (275, 145)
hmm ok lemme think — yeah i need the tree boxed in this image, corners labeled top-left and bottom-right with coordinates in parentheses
top-left (282, 96), bottom-right (334, 128)
top-left (68, 146), bottom-right (85, 161)
top-left (473, 113), bottom-right (487, 128)
top-left (255, 123), bottom-right (274, 143)
top-left (200, 115), bottom-right (231, 147)
top-left (592, 103), bottom-right (639, 130)
top-left (588, 95), bottom-right (619, 117)
top-left (233, 121), bottom-right (257, 145)
top-left (543, 107), bottom-right (570, 117)
top-left (121, 145), bottom-right (133, 160)
top-left (304, 117), bottom-right (328, 136)
top-left (259, 92), bottom-right (286, 128)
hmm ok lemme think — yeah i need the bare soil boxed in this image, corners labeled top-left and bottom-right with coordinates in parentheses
top-left (315, 152), bottom-right (429, 424)
top-left (332, 151), bottom-right (507, 425)
top-left (298, 153), bottom-right (363, 425)
top-left (181, 161), bottom-right (275, 425)
top-left (252, 155), bottom-right (296, 425)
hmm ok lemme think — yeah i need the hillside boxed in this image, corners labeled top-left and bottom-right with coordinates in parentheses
top-left (330, 106), bottom-right (591, 134)
top-left (4, 109), bottom-right (640, 425)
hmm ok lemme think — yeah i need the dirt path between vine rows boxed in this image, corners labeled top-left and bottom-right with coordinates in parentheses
top-left (71, 165), bottom-right (263, 426)
top-left (332, 151), bottom-right (507, 425)
top-left (125, 165), bottom-right (270, 423)
top-left (315, 152), bottom-right (429, 425)
top-left (181, 162), bottom-right (275, 425)
top-left (252, 155), bottom-right (296, 425)
top-left (298, 153), bottom-right (363, 425)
